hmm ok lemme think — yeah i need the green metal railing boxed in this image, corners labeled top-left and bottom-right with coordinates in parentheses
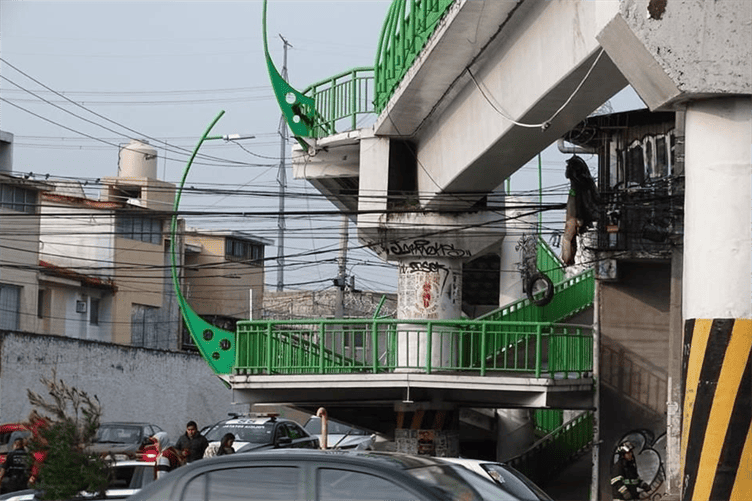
top-left (264, 0), bottom-right (457, 142)
top-left (374, 0), bottom-right (456, 111)
top-left (302, 68), bottom-right (375, 138)
top-left (479, 269), bottom-right (595, 325)
top-left (234, 318), bottom-right (592, 378)
top-left (508, 411), bottom-right (595, 486)
top-left (533, 409), bottom-right (564, 436)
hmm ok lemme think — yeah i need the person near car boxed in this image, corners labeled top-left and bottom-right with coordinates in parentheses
top-left (152, 432), bottom-right (182, 480)
top-left (175, 420), bottom-right (208, 463)
top-left (611, 441), bottom-right (650, 500)
top-left (0, 438), bottom-right (29, 494)
top-left (217, 433), bottom-right (235, 456)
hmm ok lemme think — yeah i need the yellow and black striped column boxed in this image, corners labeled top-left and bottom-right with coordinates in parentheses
top-left (681, 319), bottom-right (752, 501)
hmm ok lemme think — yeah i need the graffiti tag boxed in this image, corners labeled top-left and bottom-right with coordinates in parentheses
top-left (388, 239), bottom-right (471, 258)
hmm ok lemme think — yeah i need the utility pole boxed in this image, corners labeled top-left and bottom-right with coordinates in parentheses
top-left (276, 35), bottom-right (291, 292)
top-left (334, 216), bottom-right (348, 318)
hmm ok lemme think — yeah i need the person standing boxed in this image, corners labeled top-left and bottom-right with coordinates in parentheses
top-left (175, 421), bottom-right (208, 463)
top-left (151, 432), bottom-right (181, 480)
top-left (216, 433), bottom-right (235, 456)
top-left (0, 438), bottom-right (29, 494)
top-left (611, 441), bottom-right (650, 500)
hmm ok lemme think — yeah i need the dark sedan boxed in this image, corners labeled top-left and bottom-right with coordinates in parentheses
top-left (88, 422), bottom-right (164, 461)
top-left (125, 449), bottom-right (505, 501)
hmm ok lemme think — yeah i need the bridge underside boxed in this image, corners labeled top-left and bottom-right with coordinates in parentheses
top-left (228, 373), bottom-right (593, 415)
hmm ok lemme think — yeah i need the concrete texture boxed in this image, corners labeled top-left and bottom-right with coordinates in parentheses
top-left (0, 331), bottom-right (238, 443)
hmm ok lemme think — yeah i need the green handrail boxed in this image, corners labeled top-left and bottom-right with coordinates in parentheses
top-left (302, 67), bottom-right (375, 137)
top-left (374, 0), bottom-right (456, 112)
top-left (233, 318), bottom-right (592, 377)
top-left (508, 411), bottom-right (595, 486)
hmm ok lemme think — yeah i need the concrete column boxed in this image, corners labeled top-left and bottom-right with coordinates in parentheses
top-left (397, 257), bottom-right (462, 370)
top-left (681, 97), bottom-right (752, 501)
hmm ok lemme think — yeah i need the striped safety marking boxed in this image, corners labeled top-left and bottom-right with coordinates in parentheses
top-left (681, 319), bottom-right (752, 501)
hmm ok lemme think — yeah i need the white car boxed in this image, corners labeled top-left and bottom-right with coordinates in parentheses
top-left (437, 457), bottom-right (553, 501)
top-left (201, 414), bottom-right (318, 455)
top-left (0, 459), bottom-right (155, 500)
top-left (303, 415), bottom-right (380, 450)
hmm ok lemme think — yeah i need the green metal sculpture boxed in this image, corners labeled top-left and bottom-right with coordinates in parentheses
top-left (170, 110), bottom-right (235, 375)
top-left (262, 0), bottom-right (316, 149)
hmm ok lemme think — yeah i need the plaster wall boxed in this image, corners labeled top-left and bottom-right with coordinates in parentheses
top-left (0, 208), bottom-right (40, 333)
top-left (183, 234), bottom-right (263, 320)
top-left (0, 331), bottom-right (237, 443)
top-left (39, 204), bottom-right (114, 278)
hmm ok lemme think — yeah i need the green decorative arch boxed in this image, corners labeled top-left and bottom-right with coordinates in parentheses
top-left (170, 110), bottom-right (236, 375)
top-left (262, 0), bottom-right (316, 146)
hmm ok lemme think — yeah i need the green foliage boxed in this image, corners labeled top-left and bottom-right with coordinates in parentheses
top-left (24, 370), bottom-right (111, 500)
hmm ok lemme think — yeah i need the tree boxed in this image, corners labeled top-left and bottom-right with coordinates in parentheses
top-left (24, 370), bottom-right (110, 500)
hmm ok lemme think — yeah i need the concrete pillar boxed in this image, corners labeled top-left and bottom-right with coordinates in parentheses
top-left (495, 409), bottom-right (534, 461)
top-left (396, 257), bottom-right (462, 370)
top-left (681, 97), bottom-right (752, 501)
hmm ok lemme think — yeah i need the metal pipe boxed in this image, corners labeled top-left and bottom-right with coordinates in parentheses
top-left (316, 407), bottom-right (328, 449)
top-left (557, 138), bottom-right (596, 155)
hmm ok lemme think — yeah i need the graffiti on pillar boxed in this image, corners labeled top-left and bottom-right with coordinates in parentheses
top-left (613, 430), bottom-right (667, 499)
top-left (387, 239), bottom-right (471, 258)
top-left (415, 275), bottom-right (440, 316)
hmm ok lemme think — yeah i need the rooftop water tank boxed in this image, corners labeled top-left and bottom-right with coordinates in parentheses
top-left (118, 139), bottom-right (157, 179)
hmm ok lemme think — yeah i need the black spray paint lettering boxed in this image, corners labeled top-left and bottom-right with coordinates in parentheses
top-left (388, 239), bottom-right (471, 257)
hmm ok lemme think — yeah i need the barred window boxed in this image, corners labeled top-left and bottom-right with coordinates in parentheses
top-left (0, 184), bottom-right (37, 214)
top-left (116, 214), bottom-right (162, 244)
top-left (225, 238), bottom-right (263, 263)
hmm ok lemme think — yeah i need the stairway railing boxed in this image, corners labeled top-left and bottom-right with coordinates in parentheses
top-left (507, 411), bottom-right (594, 486)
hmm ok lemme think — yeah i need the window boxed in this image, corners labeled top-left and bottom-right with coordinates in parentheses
top-left (182, 466), bottom-right (301, 501)
top-left (0, 184), bottom-right (37, 214)
top-left (0, 283), bottom-right (21, 330)
top-left (318, 468), bottom-right (417, 501)
top-left (90, 298), bottom-right (100, 325)
top-left (116, 214), bottom-right (162, 244)
top-left (38, 289), bottom-right (46, 319)
top-left (225, 238), bottom-right (263, 262)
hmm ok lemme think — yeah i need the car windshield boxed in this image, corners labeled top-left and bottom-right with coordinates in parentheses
top-left (94, 425), bottom-right (142, 444)
top-left (305, 418), bottom-right (366, 436)
top-left (482, 464), bottom-right (553, 501)
top-left (204, 422), bottom-right (275, 444)
top-left (407, 464), bottom-right (507, 501)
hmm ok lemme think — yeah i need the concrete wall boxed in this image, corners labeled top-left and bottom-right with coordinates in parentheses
top-left (597, 261), bottom-right (671, 499)
top-left (0, 331), bottom-right (238, 443)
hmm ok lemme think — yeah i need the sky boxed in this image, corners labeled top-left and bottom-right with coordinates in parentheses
top-left (0, 0), bottom-right (644, 294)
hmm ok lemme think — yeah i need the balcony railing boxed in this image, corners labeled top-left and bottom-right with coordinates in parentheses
top-left (234, 318), bottom-right (592, 378)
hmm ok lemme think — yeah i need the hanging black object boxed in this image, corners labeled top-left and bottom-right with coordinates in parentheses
top-left (562, 155), bottom-right (599, 265)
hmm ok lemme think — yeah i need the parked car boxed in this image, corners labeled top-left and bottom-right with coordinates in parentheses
top-left (125, 449), bottom-right (506, 501)
top-left (437, 457), bottom-right (554, 501)
top-left (0, 458), bottom-right (155, 500)
top-left (88, 423), bottom-right (164, 462)
top-left (202, 414), bottom-right (318, 454)
top-left (303, 414), bottom-right (378, 450)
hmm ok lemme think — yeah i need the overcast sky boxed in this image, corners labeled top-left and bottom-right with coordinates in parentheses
top-left (0, 1), bottom-right (644, 294)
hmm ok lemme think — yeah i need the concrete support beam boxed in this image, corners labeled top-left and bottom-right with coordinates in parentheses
top-left (681, 97), bottom-right (752, 501)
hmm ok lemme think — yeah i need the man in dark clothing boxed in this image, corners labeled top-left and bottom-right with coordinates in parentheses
top-left (611, 441), bottom-right (650, 500)
top-left (175, 420), bottom-right (208, 463)
top-left (0, 438), bottom-right (29, 494)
